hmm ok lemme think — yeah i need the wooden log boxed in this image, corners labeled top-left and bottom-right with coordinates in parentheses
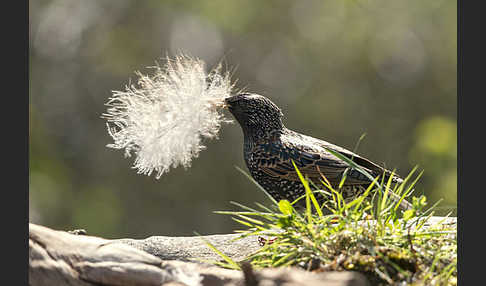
top-left (29, 217), bottom-right (456, 285)
top-left (29, 223), bottom-right (372, 286)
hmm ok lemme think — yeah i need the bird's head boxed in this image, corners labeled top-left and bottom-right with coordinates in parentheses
top-left (225, 93), bottom-right (284, 138)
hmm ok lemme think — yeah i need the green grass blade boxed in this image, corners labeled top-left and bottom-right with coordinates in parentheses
top-left (291, 160), bottom-right (323, 218)
top-left (232, 217), bottom-right (254, 228)
top-left (236, 214), bottom-right (265, 225)
top-left (353, 133), bottom-right (367, 154)
top-left (194, 231), bottom-right (240, 270)
top-left (380, 170), bottom-right (395, 211)
top-left (255, 202), bottom-right (274, 213)
top-left (230, 201), bottom-right (259, 212)
top-left (338, 168), bottom-right (349, 189)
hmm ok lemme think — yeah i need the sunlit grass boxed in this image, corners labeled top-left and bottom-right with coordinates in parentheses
top-left (204, 156), bottom-right (456, 285)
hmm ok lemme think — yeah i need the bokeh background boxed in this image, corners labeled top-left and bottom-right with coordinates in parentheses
top-left (29, 0), bottom-right (457, 238)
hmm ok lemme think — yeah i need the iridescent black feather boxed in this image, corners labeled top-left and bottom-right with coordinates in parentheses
top-left (225, 93), bottom-right (411, 211)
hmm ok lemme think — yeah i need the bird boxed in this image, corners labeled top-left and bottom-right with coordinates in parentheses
top-left (224, 93), bottom-right (412, 211)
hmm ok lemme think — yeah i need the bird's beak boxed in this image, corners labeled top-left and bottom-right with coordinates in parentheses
top-left (224, 95), bottom-right (238, 110)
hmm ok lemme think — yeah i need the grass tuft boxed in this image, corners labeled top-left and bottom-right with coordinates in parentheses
top-left (209, 163), bottom-right (456, 285)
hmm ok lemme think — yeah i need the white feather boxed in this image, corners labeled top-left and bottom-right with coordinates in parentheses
top-left (102, 55), bottom-right (234, 179)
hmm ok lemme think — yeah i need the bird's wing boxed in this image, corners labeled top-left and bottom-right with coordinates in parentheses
top-left (316, 139), bottom-right (403, 184)
top-left (251, 139), bottom-right (373, 186)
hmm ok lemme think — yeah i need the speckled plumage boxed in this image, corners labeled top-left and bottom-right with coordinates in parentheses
top-left (225, 93), bottom-right (411, 210)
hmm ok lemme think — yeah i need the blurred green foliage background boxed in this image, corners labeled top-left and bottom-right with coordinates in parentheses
top-left (29, 0), bottom-right (456, 238)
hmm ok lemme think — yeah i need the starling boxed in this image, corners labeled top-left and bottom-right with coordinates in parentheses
top-left (225, 93), bottom-right (412, 211)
